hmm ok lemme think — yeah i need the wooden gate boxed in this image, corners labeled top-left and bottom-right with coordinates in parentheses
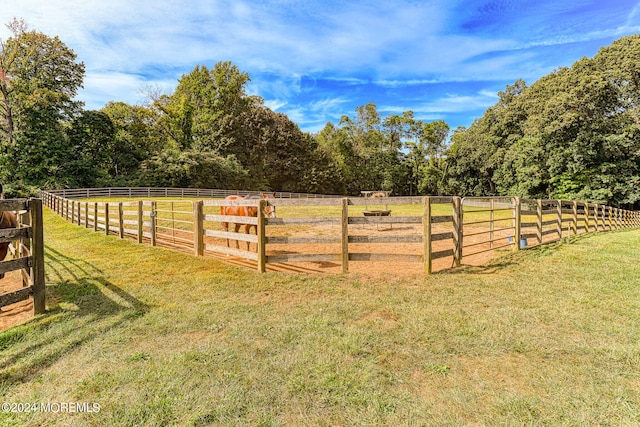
top-left (0, 198), bottom-right (45, 314)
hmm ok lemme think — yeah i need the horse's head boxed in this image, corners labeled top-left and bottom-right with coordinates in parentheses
top-left (261, 193), bottom-right (276, 218)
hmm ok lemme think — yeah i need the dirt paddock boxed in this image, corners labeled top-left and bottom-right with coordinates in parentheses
top-left (0, 270), bottom-right (33, 331)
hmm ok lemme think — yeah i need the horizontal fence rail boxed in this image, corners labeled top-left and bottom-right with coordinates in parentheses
top-left (41, 189), bottom-right (640, 275)
top-left (0, 198), bottom-right (45, 314)
top-left (44, 187), bottom-right (340, 200)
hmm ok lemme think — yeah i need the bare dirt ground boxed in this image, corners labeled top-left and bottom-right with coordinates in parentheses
top-left (0, 270), bottom-right (33, 331)
top-left (202, 222), bottom-right (517, 278)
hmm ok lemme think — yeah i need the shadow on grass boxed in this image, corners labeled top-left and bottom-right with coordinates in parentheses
top-left (0, 245), bottom-right (149, 387)
top-left (437, 232), bottom-right (613, 275)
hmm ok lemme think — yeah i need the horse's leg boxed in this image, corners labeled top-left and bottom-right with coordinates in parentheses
top-left (222, 222), bottom-right (229, 247)
top-left (234, 223), bottom-right (241, 249)
top-left (245, 224), bottom-right (254, 251)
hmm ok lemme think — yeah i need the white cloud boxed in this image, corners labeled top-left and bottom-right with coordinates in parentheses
top-left (2, 0), bottom-right (639, 129)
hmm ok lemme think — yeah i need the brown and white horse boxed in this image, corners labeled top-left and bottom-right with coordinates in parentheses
top-left (220, 193), bottom-right (276, 251)
top-left (0, 185), bottom-right (18, 279)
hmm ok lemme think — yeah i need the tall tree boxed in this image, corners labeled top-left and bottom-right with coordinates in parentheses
top-left (446, 35), bottom-right (640, 207)
top-left (156, 62), bottom-right (257, 154)
top-left (0, 19), bottom-right (85, 189)
top-left (100, 101), bottom-right (165, 182)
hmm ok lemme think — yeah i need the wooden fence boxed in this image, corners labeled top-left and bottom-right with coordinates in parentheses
top-left (41, 189), bottom-right (640, 275)
top-left (0, 198), bottom-right (45, 313)
top-left (44, 187), bottom-right (339, 200)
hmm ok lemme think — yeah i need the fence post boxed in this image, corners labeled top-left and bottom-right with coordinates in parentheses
top-left (193, 201), bottom-right (204, 257)
top-left (151, 201), bottom-right (157, 246)
top-left (84, 203), bottom-right (89, 228)
top-left (572, 200), bottom-right (578, 236)
top-left (556, 200), bottom-right (562, 240)
top-left (257, 199), bottom-right (266, 273)
top-left (422, 196), bottom-right (432, 274)
top-left (30, 198), bottom-right (45, 314)
top-left (609, 206), bottom-right (620, 231)
top-left (118, 202), bottom-right (124, 239)
top-left (536, 199), bottom-right (543, 244)
top-left (452, 196), bottom-right (462, 266)
top-left (489, 198), bottom-right (495, 249)
top-left (137, 201), bottom-right (143, 244)
top-left (104, 203), bottom-right (110, 236)
top-left (585, 203), bottom-right (590, 234)
top-left (513, 197), bottom-right (521, 251)
top-left (341, 198), bottom-right (349, 274)
top-left (91, 203), bottom-right (97, 232)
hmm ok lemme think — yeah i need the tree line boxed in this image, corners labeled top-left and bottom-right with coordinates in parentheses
top-left (447, 35), bottom-right (640, 208)
top-left (1, 19), bottom-right (639, 208)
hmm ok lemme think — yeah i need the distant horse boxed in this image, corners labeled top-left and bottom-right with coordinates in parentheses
top-left (0, 185), bottom-right (18, 279)
top-left (220, 193), bottom-right (276, 251)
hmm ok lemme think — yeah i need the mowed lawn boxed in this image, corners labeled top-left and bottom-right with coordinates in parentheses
top-left (1, 209), bottom-right (640, 426)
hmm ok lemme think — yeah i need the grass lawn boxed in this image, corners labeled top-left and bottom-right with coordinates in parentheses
top-left (1, 208), bottom-right (639, 426)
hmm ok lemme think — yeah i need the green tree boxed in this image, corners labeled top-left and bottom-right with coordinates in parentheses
top-left (136, 150), bottom-right (250, 189)
top-left (101, 101), bottom-right (165, 183)
top-left (156, 62), bottom-right (257, 154)
top-left (0, 19), bottom-right (84, 190)
top-left (65, 110), bottom-right (115, 187)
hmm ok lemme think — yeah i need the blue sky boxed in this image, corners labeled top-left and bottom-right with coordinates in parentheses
top-left (2, 0), bottom-right (640, 133)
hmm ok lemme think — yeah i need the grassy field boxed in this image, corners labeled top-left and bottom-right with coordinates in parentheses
top-left (1, 209), bottom-right (639, 426)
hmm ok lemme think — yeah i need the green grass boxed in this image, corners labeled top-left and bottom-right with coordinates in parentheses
top-left (1, 209), bottom-right (640, 425)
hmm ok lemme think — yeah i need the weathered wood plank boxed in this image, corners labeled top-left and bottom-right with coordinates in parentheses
top-left (348, 253), bottom-right (422, 263)
top-left (0, 286), bottom-right (33, 308)
top-left (267, 217), bottom-right (340, 225)
top-left (257, 199), bottom-right (266, 273)
top-left (431, 215), bottom-right (454, 224)
top-left (348, 235), bottom-right (422, 243)
top-left (205, 244), bottom-right (258, 261)
top-left (432, 232), bottom-right (453, 242)
top-left (266, 235), bottom-right (340, 244)
top-left (0, 256), bottom-right (30, 275)
top-left (0, 227), bottom-right (30, 243)
top-left (341, 198), bottom-right (349, 273)
top-left (203, 199), bottom-right (263, 207)
top-left (205, 229), bottom-right (258, 243)
top-left (268, 198), bottom-right (343, 207)
top-left (423, 197), bottom-right (432, 274)
top-left (266, 253), bottom-right (341, 263)
top-left (348, 216), bottom-right (422, 225)
top-left (0, 199), bottom-right (28, 211)
top-left (520, 221), bottom-right (538, 228)
top-left (348, 196), bottom-right (426, 206)
top-left (431, 248), bottom-right (454, 260)
top-left (204, 214), bottom-right (258, 225)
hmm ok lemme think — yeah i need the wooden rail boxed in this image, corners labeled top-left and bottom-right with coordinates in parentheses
top-left (41, 189), bottom-right (640, 275)
top-left (0, 198), bottom-right (45, 314)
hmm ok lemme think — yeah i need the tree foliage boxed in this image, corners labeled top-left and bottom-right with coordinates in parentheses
top-left (1, 19), bottom-right (637, 206)
top-left (0, 19), bottom-right (85, 192)
top-left (446, 35), bottom-right (640, 207)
